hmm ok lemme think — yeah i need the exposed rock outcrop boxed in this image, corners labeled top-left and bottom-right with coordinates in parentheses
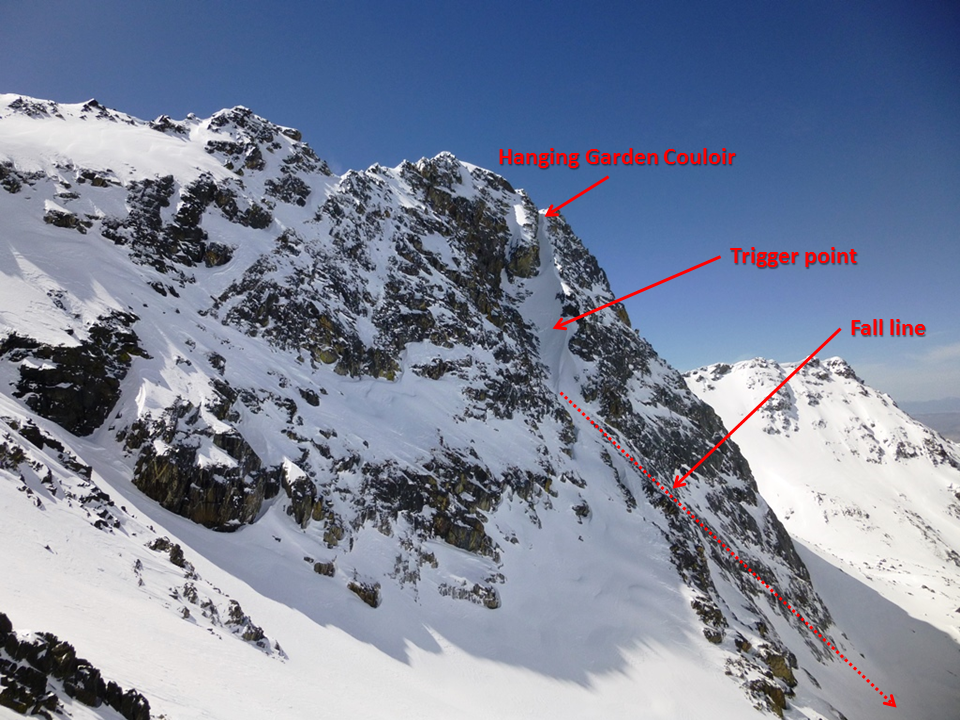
top-left (0, 611), bottom-right (151, 720)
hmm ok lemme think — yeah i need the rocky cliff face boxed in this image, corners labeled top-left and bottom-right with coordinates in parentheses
top-left (0, 94), bottom-right (866, 717)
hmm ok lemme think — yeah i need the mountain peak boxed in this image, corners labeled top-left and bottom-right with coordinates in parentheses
top-left (208, 104), bottom-right (301, 140)
top-left (686, 355), bottom-right (960, 651)
top-left (3, 95), bottom-right (955, 718)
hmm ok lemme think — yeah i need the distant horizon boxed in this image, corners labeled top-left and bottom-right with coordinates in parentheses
top-left (895, 396), bottom-right (960, 413)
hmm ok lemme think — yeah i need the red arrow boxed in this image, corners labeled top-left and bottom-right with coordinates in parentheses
top-left (545, 176), bottom-right (609, 217)
top-left (554, 255), bottom-right (721, 331)
top-left (883, 695), bottom-right (897, 708)
top-left (673, 326), bottom-right (842, 489)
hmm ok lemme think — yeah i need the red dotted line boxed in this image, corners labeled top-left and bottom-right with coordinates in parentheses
top-left (559, 390), bottom-right (891, 702)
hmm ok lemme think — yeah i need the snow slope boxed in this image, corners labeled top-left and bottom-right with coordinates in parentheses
top-left (686, 357), bottom-right (960, 648)
top-left (1, 94), bottom-right (958, 718)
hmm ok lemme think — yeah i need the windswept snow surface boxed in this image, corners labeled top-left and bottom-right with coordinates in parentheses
top-left (0, 392), bottom-right (756, 720)
top-left (2, 95), bottom-right (958, 718)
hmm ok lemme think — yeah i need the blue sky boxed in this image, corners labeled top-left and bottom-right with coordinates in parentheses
top-left (1, 1), bottom-right (957, 401)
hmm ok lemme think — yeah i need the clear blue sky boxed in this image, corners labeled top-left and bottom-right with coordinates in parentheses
top-left (2, 1), bottom-right (957, 402)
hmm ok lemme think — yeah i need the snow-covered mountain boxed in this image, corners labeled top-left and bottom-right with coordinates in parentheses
top-left (1, 94), bottom-right (957, 719)
top-left (686, 357), bottom-right (960, 700)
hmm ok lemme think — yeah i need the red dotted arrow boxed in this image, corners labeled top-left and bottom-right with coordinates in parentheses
top-left (559, 380), bottom-right (897, 706)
